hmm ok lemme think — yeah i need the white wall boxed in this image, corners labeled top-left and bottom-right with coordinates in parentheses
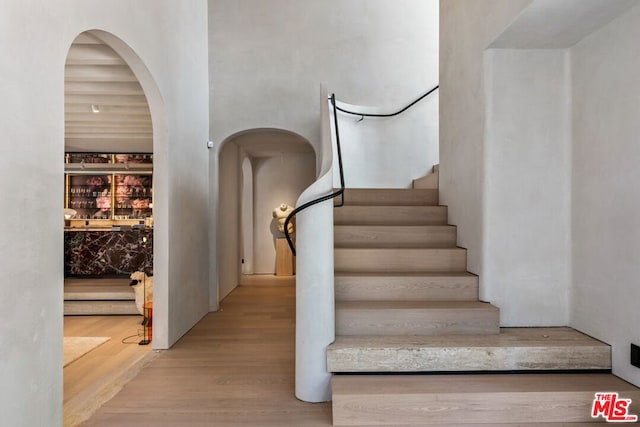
top-left (218, 142), bottom-right (241, 299)
top-left (333, 95), bottom-right (438, 188)
top-left (0, 1), bottom-right (210, 425)
top-left (253, 153), bottom-right (316, 273)
top-left (483, 49), bottom-right (571, 325)
top-left (442, 0), bottom-right (640, 387)
top-left (441, 0), bottom-right (574, 326)
top-left (571, 3), bottom-right (640, 387)
top-left (241, 156), bottom-right (254, 274)
top-left (209, 0), bottom-right (438, 153)
top-left (440, 0), bottom-right (532, 274)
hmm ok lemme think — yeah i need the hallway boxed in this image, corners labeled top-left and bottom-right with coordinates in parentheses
top-left (83, 284), bottom-right (332, 426)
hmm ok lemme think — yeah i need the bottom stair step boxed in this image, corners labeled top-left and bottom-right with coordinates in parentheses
top-left (332, 373), bottom-right (640, 426)
top-left (64, 300), bottom-right (139, 315)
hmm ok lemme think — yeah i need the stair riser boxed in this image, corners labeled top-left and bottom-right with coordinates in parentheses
top-left (335, 275), bottom-right (478, 301)
top-left (332, 374), bottom-right (640, 426)
top-left (412, 170), bottom-right (439, 190)
top-left (328, 346), bottom-right (611, 372)
top-left (336, 307), bottom-right (499, 336)
top-left (342, 189), bottom-right (438, 206)
top-left (334, 225), bottom-right (457, 248)
top-left (334, 206), bottom-right (447, 226)
top-left (64, 291), bottom-right (134, 300)
top-left (333, 392), bottom-right (620, 426)
top-left (335, 248), bottom-right (467, 273)
top-left (64, 300), bottom-right (139, 315)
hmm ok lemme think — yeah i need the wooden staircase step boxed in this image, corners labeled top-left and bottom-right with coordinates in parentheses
top-left (335, 225), bottom-right (457, 248)
top-left (64, 300), bottom-right (139, 315)
top-left (342, 188), bottom-right (438, 206)
top-left (334, 205), bottom-right (447, 226)
top-left (335, 248), bottom-right (467, 273)
top-left (335, 272), bottom-right (478, 301)
top-left (412, 169), bottom-right (439, 190)
top-left (64, 285), bottom-right (134, 301)
top-left (332, 373), bottom-right (640, 425)
top-left (336, 301), bottom-right (499, 336)
top-left (64, 277), bottom-right (134, 300)
top-left (327, 327), bottom-right (611, 372)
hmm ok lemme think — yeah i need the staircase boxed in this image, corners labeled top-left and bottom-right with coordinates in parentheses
top-left (329, 187), bottom-right (637, 425)
top-left (64, 277), bottom-right (138, 315)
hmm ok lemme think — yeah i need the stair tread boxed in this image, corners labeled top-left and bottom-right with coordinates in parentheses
top-left (64, 300), bottom-right (139, 315)
top-left (64, 286), bottom-right (134, 300)
top-left (335, 247), bottom-right (468, 274)
top-left (335, 247), bottom-right (465, 252)
top-left (334, 225), bottom-right (457, 248)
top-left (330, 328), bottom-right (609, 349)
top-left (335, 272), bottom-right (479, 302)
top-left (64, 278), bottom-right (134, 300)
top-left (335, 205), bottom-right (448, 226)
top-left (337, 300), bottom-right (496, 310)
top-left (332, 373), bottom-right (637, 395)
top-left (342, 188), bottom-right (438, 206)
top-left (334, 225), bottom-right (452, 229)
top-left (335, 271), bottom-right (476, 278)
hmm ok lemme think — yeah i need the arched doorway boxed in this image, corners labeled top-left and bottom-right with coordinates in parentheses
top-left (216, 128), bottom-right (316, 302)
top-left (62, 29), bottom-right (168, 426)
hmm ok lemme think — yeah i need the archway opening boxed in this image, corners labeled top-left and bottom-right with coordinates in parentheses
top-left (217, 128), bottom-right (316, 299)
top-left (62, 29), bottom-right (167, 425)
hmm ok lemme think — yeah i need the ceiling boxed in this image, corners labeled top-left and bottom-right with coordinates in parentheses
top-left (65, 32), bottom-right (153, 153)
top-left (490, 0), bottom-right (638, 49)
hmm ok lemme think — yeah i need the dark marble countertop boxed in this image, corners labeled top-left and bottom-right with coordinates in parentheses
top-left (65, 227), bottom-right (153, 232)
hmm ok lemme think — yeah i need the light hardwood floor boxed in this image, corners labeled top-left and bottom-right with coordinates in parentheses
top-left (64, 315), bottom-right (155, 426)
top-left (82, 284), bottom-right (332, 426)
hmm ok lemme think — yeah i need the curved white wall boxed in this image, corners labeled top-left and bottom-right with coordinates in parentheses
top-left (241, 157), bottom-right (254, 275)
top-left (218, 142), bottom-right (242, 300)
top-left (295, 87), bottom-right (335, 402)
top-left (333, 95), bottom-right (439, 188)
top-left (0, 1), bottom-right (210, 425)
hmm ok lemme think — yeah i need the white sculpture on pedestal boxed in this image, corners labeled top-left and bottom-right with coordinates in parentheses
top-left (273, 203), bottom-right (295, 234)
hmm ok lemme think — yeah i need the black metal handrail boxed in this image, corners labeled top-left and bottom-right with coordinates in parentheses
top-left (284, 86), bottom-right (438, 255)
top-left (284, 94), bottom-right (344, 256)
top-left (335, 85), bottom-right (439, 120)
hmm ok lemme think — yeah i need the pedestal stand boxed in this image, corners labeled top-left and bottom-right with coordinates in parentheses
top-left (276, 237), bottom-right (295, 276)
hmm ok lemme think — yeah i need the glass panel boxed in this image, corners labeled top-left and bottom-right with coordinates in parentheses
top-left (114, 154), bottom-right (153, 164)
top-left (114, 174), bottom-right (153, 219)
top-left (68, 174), bottom-right (112, 219)
top-left (67, 153), bottom-right (112, 164)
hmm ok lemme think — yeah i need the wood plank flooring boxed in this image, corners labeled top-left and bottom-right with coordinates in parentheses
top-left (82, 285), bottom-right (332, 426)
top-left (64, 315), bottom-right (155, 427)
